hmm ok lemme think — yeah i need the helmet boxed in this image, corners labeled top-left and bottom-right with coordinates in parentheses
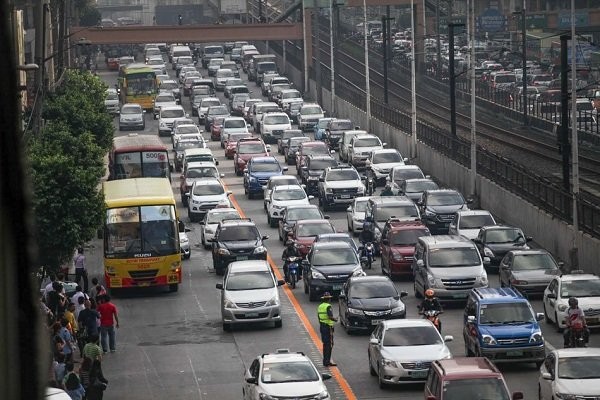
top-left (425, 289), bottom-right (435, 298)
top-left (568, 297), bottom-right (578, 307)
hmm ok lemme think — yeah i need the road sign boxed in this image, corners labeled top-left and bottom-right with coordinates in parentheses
top-left (438, 16), bottom-right (466, 34)
top-left (477, 8), bottom-right (507, 33)
top-left (220, 0), bottom-right (247, 14)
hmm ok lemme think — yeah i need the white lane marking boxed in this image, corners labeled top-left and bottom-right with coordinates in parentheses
top-left (187, 354), bottom-right (205, 400)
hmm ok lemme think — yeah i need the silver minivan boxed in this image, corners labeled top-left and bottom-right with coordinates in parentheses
top-left (216, 260), bottom-right (285, 331)
top-left (412, 235), bottom-right (489, 301)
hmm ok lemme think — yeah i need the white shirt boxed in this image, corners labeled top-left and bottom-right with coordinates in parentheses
top-left (71, 291), bottom-right (87, 306)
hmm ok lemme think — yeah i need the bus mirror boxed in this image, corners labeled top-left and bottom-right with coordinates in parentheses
top-left (97, 228), bottom-right (103, 240)
top-left (178, 220), bottom-right (185, 232)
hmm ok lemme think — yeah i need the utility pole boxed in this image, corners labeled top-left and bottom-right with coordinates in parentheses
top-left (363, 0), bottom-right (371, 131)
top-left (520, 0), bottom-right (528, 126)
top-left (448, 23), bottom-right (464, 137)
top-left (436, 0), bottom-right (441, 77)
top-left (315, 11), bottom-right (322, 105)
top-left (468, 0), bottom-right (476, 199)
top-left (559, 34), bottom-right (570, 191)
top-left (329, 0), bottom-right (336, 116)
top-left (410, 0), bottom-right (417, 158)
top-left (381, 10), bottom-right (393, 104)
top-left (570, 0), bottom-right (579, 269)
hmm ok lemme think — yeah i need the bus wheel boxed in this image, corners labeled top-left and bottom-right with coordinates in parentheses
top-left (169, 284), bottom-right (179, 293)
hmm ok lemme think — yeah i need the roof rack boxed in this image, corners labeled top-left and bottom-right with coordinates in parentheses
top-left (569, 269), bottom-right (586, 274)
top-left (221, 218), bottom-right (252, 223)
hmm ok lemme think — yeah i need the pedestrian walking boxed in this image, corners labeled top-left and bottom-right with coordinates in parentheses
top-left (97, 295), bottom-right (119, 353)
top-left (82, 335), bottom-right (103, 362)
top-left (89, 278), bottom-right (106, 301)
top-left (86, 359), bottom-right (109, 400)
top-left (317, 292), bottom-right (338, 367)
top-left (73, 248), bottom-right (89, 293)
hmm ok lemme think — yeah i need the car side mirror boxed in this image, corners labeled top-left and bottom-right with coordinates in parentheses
top-left (266, 145), bottom-right (271, 151)
top-left (153, 114), bottom-right (158, 120)
top-left (178, 220), bottom-right (185, 232)
top-left (483, 257), bottom-right (491, 266)
top-left (369, 338), bottom-right (379, 345)
top-left (541, 372), bottom-right (553, 380)
top-left (277, 279), bottom-right (285, 286)
top-left (185, 192), bottom-right (190, 198)
top-left (400, 291), bottom-right (408, 298)
top-left (346, 206), bottom-right (352, 212)
top-left (526, 236), bottom-right (533, 242)
top-left (536, 312), bottom-right (545, 321)
top-left (245, 376), bottom-right (257, 384)
top-left (319, 177), bottom-right (324, 182)
top-left (466, 198), bottom-right (474, 204)
top-left (403, 158), bottom-right (409, 162)
top-left (243, 168), bottom-right (248, 174)
top-left (216, 283), bottom-right (224, 290)
top-left (282, 167), bottom-right (288, 171)
top-left (324, 215), bottom-right (330, 219)
top-left (512, 392), bottom-right (524, 400)
top-left (416, 259), bottom-right (424, 268)
top-left (382, 142), bottom-right (387, 147)
top-left (444, 335), bottom-right (454, 342)
top-left (262, 235), bottom-right (269, 240)
top-left (467, 315), bottom-right (476, 323)
top-left (321, 373), bottom-right (332, 381)
top-left (547, 293), bottom-right (556, 299)
top-left (216, 160), bottom-right (220, 165)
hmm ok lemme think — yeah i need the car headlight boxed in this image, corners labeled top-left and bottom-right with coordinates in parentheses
top-left (308, 176), bottom-right (319, 180)
top-left (315, 390), bottom-right (329, 400)
top-left (427, 274), bottom-right (436, 286)
top-left (483, 247), bottom-right (494, 257)
top-left (180, 236), bottom-right (189, 244)
top-left (217, 248), bottom-right (230, 256)
top-left (325, 187), bottom-right (333, 194)
top-left (391, 252), bottom-right (404, 261)
top-left (249, 177), bottom-right (257, 183)
top-left (347, 307), bottom-right (363, 315)
top-left (265, 296), bottom-right (279, 306)
top-left (557, 303), bottom-right (568, 312)
top-left (223, 297), bottom-right (236, 309)
top-left (105, 266), bottom-right (115, 274)
top-left (170, 262), bottom-right (181, 272)
top-left (424, 210), bottom-right (436, 217)
top-left (381, 358), bottom-right (398, 368)
top-left (311, 270), bottom-right (325, 279)
top-left (391, 304), bottom-right (405, 314)
top-left (481, 334), bottom-right (497, 346)
top-left (529, 332), bottom-right (543, 343)
top-left (259, 394), bottom-right (278, 400)
top-left (253, 246), bottom-right (267, 254)
top-left (352, 268), bottom-right (366, 277)
top-left (192, 199), bottom-right (201, 205)
top-left (478, 273), bottom-right (488, 285)
top-left (555, 394), bottom-right (577, 400)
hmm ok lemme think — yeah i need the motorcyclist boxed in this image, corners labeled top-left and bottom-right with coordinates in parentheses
top-left (281, 233), bottom-right (299, 283)
top-left (380, 184), bottom-right (394, 196)
top-left (563, 297), bottom-right (590, 347)
top-left (358, 217), bottom-right (376, 260)
top-left (418, 289), bottom-right (443, 331)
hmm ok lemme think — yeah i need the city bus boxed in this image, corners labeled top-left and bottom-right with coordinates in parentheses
top-left (118, 63), bottom-right (157, 110)
top-left (108, 133), bottom-right (172, 181)
top-left (102, 178), bottom-right (182, 292)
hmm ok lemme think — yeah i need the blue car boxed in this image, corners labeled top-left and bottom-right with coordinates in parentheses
top-left (314, 118), bottom-right (334, 141)
top-left (243, 156), bottom-right (288, 199)
top-left (463, 287), bottom-right (546, 367)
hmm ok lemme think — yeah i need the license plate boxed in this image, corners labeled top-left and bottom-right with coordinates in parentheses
top-left (110, 278), bottom-right (121, 287)
top-left (340, 195), bottom-right (351, 199)
top-left (587, 317), bottom-right (599, 324)
top-left (506, 351), bottom-right (523, 357)
top-left (332, 284), bottom-right (343, 290)
top-left (139, 282), bottom-right (150, 287)
top-left (411, 370), bottom-right (428, 379)
top-left (245, 312), bottom-right (259, 318)
top-left (453, 293), bottom-right (467, 299)
top-left (168, 275), bottom-right (179, 283)
top-left (371, 319), bottom-right (383, 325)
top-left (236, 256), bottom-right (249, 261)
top-left (273, 130), bottom-right (283, 134)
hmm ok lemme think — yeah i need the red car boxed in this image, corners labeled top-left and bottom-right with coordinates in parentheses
top-left (291, 219), bottom-right (335, 258)
top-left (225, 133), bottom-right (253, 159)
top-left (210, 117), bottom-right (225, 141)
top-left (234, 138), bottom-right (269, 176)
top-left (295, 141), bottom-right (330, 175)
top-left (380, 220), bottom-right (430, 278)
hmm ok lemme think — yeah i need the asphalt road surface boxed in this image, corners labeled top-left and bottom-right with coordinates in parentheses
top-left (91, 55), bottom-right (598, 400)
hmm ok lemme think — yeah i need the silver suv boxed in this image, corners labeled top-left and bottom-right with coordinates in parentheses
top-left (216, 260), bottom-right (285, 331)
top-left (412, 235), bottom-right (489, 301)
top-left (318, 166), bottom-right (366, 211)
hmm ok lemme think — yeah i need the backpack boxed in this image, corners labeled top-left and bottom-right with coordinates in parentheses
top-left (65, 372), bottom-right (81, 391)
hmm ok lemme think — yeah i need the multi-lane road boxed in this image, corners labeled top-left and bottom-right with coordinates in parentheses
top-left (93, 56), bottom-right (597, 400)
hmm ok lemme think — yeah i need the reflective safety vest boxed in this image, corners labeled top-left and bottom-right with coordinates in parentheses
top-left (318, 302), bottom-right (334, 326)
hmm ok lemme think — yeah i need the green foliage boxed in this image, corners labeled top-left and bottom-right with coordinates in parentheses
top-left (43, 70), bottom-right (113, 150)
top-left (79, 6), bottom-right (101, 27)
top-left (28, 122), bottom-right (105, 270)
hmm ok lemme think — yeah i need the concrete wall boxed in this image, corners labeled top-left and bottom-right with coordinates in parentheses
top-left (262, 41), bottom-right (600, 273)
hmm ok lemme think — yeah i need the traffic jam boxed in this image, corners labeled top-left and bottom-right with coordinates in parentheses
top-left (105, 40), bottom-right (600, 400)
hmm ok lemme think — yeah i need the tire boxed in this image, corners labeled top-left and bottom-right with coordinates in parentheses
top-left (543, 303), bottom-right (552, 325)
top-left (274, 320), bottom-right (283, 328)
top-left (290, 272), bottom-right (297, 289)
top-left (414, 281), bottom-right (423, 299)
top-left (223, 323), bottom-right (232, 332)
top-left (270, 217), bottom-right (277, 228)
top-left (309, 285), bottom-right (317, 301)
top-left (304, 278), bottom-right (309, 293)
top-left (369, 354), bottom-right (377, 376)
top-left (168, 284), bottom-right (178, 292)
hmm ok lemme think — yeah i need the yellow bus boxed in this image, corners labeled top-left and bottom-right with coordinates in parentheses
top-left (118, 63), bottom-right (157, 110)
top-left (108, 134), bottom-right (172, 181)
top-left (103, 178), bottom-right (182, 292)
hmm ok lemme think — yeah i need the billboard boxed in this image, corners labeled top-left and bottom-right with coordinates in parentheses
top-left (220, 0), bottom-right (247, 14)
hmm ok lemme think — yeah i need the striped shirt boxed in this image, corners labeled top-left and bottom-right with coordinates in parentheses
top-left (82, 343), bottom-right (102, 361)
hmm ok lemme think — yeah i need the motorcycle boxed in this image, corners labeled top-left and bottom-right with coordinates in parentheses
top-left (365, 176), bottom-right (375, 196)
top-left (286, 256), bottom-right (302, 289)
top-left (421, 309), bottom-right (443, 332)
top-left (566, 324), bottom-right (586, 348)
top-left (361, 242), bottom-right (375, 270)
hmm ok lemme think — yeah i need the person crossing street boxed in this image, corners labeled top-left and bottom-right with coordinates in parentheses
top-left (317, 292), bottom-right (338, 367)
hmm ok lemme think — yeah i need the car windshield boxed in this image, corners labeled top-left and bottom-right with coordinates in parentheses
top-left (228, 134), bottom-right (250, 142)
top-left (205, 47), bottom-right (223, 55)
top-left (311, 248), bottom-right (357, 266)
top-left (225, 270), bottom-right (273, 290)
top-left (290, 138), bottom-right (310, 146)
top-left (302, 106), bottom-right (322, 115)
top-left (330, 121), bottom-right (353, 131)
top-left (175, 141), bottom-right (202, 151)
top-left (373, 152), bottom-right (402, 163)
top-left (375, 205), bottom-right (419, 221)
top-left (479, 303), bottom-right (535, 325)
top-left (393, 170), bottom-right (424, 182)
top-left (219, 225), bottom-right (259, 241)
top-left (160, 82), bottom-right (178, 90)
top-left (264, 115), bottom-right (289, 125)
top-left (187, 167), bottom-right (218, 179)
top-left (382, 326), bottom-right (442, 346)
top-left (495, 74), bottom-right (515, 83)
top-left (317, 119), bottom-right (332, 128)
top-left (224, 119), bottom-right (246, 128)
top-left (405, 180), bottom-right (438, 193)
top-left (351, 281), bottom-right (397, 298)
top-left (207, 211), bottom-right (240, 224)
top-left (354, 200), bottom-right (368, 212)
top-left (270, 178), bottom-right (298, 188)
top-left (273, 189), bottom-right (305, 201)
top-left (252, 162), bottom-right (280, 172)
top-left (122, 106), bottom-right (141, 114)
top-left (558, 357), bottom-right (600, 379)
top-left (389, 229), bottom-right (430, 246)
top-left (561, 279), bottom-right (600, 298)
top-left (238, 143), bottom-right (265, 154)
top-left (282, 91), bottom-right (301, 99)
top-left (217, 70), bottom-right (234, 78)
top-left (202, 100), bottom-right (221, 108)
top-left (297, 223), bottom-right (334, 237)
top-left (485, 228), bottom-right (525, 244)
top-left (161, 109), bottom-right (184, 118)
top-left (327, 170), bottom-right (359, 181)
top-left (354, 137), bottom-right (381, 147)
top-left (193, 86), bottom-right (211, 94)
top-left (459, 214), bottom-right (495, 229)
top-left (310, 159), bottom-right (337, 170)
top-left (147, 59), bottom-right (163, 65)
top-left (106, 93), bottom-right (119, 100)
top-left (192, 184), bottom-right (224, 196)
top-left (177, 126), bottom-right (199, 134)
top-left (442, 378), bottom-right (510, 400)
top-left (209, 106), bottom-right (228, 115)
top-left (261, 361), bottom-right (319, 383)
top-left (511, 253), bottom-right (558, 270)
top-left (428, 247), bottom-right (481, 267)
top-left (428, 192), bottom-right (464, 206)
top-left (286, 208), bottom-right (321, 221)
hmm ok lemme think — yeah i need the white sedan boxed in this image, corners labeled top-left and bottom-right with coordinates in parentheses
top-left (539, 348), bottom-right (600, 399)
top-left (346, 196), bottom-right (371, 235)
top-left (200, 207), bottom-right (240, 249)
top-left (542, 271), bottom-right (600, 331)
top-left (267, 185), bottom-right (312, 228)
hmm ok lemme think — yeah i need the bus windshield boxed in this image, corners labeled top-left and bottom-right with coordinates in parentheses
top-left (125, 73), bottom-right (156, 96)
top-left (105, 205), bottom-right (177, 257)
top-left (113, 151), bottom-right (170, 179)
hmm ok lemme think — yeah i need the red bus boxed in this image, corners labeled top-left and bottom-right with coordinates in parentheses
top-left (109, 133), bottom-right (172, 181)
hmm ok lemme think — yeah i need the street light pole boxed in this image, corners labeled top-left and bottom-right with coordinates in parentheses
top-left (329, 0), bottom-right (336, 116)
top-left (410, 0), bottom-right (417, 158)
top-left (449, 23), bottom-right (457, 137)
top-left (468, 0), bottom-right (477, 199)
top-left (303, 6), bottom-right (310, 95)
top-left (521, 0), bottom-right (528, 126)
top-left (570, 0), bottom-right (579, 268)
top-left (363, 0), bottom-right (371, 131)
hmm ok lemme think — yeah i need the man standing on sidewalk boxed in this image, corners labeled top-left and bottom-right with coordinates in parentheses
top-left (73, 247), bottom-right (89, 293)
top-left (97, 295), bottom-right (119, 353)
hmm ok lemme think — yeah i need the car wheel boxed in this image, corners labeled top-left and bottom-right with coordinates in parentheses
top-left (369, 353), bottom-right (377, 376)
top-left (308, 285), bottom-right (317, 301)
top-left (304, 278), bottom-right (309, 294)
top-left (543, 303), bottom-right (552, 325)
top-left (222, 323), bottom-right (232, 332)
top-left (274, 320), bottom-right (282, 329)
top-left (414, 281), bottom-right (423, 299)
top-left (278, 229), bottom-right (283, 241)
top-left (267, 214), bottom-right (271, 225)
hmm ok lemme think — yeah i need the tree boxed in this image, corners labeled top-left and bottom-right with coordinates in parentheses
top-left (28, 122), bottom-right (105, 271)
top-left (43, 70), bottom-right (113, 150)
